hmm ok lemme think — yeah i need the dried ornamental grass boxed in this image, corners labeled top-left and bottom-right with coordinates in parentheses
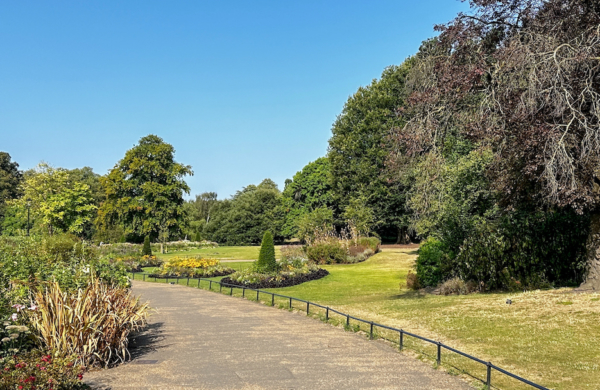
top-left (27, 280), bottom-right (149, 367)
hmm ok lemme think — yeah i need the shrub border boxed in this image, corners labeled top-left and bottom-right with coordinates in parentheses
top-left (221, 268), bottom-right (329, 289)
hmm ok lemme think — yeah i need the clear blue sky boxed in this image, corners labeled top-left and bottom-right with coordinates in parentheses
top-left (1, 0), bottom-right (468, 199)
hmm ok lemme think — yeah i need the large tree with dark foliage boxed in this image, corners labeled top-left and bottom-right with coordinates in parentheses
top-left (0, 152), bottom-right (23, 233)
top-left (389, 0), bottom-right (600, 289)
top-left (328, 62), bottom-right (413, 243)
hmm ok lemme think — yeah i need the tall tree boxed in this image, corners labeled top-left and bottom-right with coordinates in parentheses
top-left (328, 61), bottom-right (413, 243)
top-left (0, 152), bottom-right (23, 232)
top-left (389, 0), bottom-right (600, 288)
top-left (281, 157), bottom-right (333, 238)
top-left (204, 179), bottom-right (283, 245)
top-left (97, 135), bottom-right (193, 241)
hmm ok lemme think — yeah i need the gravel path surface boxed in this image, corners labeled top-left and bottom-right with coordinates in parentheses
top-left (85, 281), bottom-right (472, 390)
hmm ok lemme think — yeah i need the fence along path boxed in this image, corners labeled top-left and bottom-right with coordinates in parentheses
top-left (133, 272), bottom-right (551, 390)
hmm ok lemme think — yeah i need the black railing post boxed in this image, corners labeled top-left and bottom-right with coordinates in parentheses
top-left (486, 362), bottom-right (492, 390)
top-left (370, 322), bottom-right (374, 339)
top-left (257, 290), bottom-right (259, 301)
top-left (187, 277), bottom-right (190, 286)
top-left (154, 276), bottom-right (157, 282)
top-left (197, 279), bottom-right (200, 288)
top-left (437, 342), bottom-right (441, 366)
top-left (271, 294), bottom-right (274, 306)
top-left (230, 287), bottom-right (233, 296)
top-left (289, 297), bottom-right (292, 309)
top-left (399, 330), bottom-right (404, 350)
top-left (242, 288), bottom-right (245, 298)
top-left (346, 314), bottom-right (350, 326)
top-left (306, 302), bottom-right (309, 314)
top-left (326, 307), bottom-right (329, 322)
top-left (177, 277), bottom-right (179, 285)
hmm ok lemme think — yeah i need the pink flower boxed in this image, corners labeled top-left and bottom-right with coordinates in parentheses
top-left (29, 305), bottom-right (37, 311)
top-left (11, 313), bottom-right (18, 321)
top-left (12, 304), bottom-right (25, 312)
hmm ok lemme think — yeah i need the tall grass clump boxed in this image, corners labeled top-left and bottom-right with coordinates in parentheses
top-left (28, 279), bottom-right (149, 367)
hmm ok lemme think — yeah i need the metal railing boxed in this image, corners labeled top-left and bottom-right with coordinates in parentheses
top-left (131, 272), bottom-right (550, 390)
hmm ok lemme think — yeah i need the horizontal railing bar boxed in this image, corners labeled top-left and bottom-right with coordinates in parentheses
top-left (135, 273), bottom-right (549, 390)
top-left (490, 364), bottom-right (550, 390)
top-left (441, 344), bottom-right (488, 365)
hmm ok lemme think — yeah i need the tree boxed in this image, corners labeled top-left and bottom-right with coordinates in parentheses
top-left (184, 192), bottom-right (218, 238)
top-left (342, 197), bottom-right (376, 238)
top-left (281, 157), bottom-right (334, 238)
top-left (255, 231), bottom-right (277, 273)
top-left (0, 152), bottom-right (22, 232)
top-left (204, 179), bottom-right (283, 245)
top-left (328, 61), bottom-right (414, 243)
top-left (296, 207), bottom-right (334, 244)
top-left (10, 163), bottom-right (96, 236)
top-left (97, 135), bottom-right (193, 242)
top-left (388, 0), bottom-right (600, 288)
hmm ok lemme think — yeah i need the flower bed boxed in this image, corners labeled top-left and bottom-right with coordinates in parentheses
top-left (221, 262), bottom-right (329, 289)
top-left (149, 257), bottom-right (234, 278)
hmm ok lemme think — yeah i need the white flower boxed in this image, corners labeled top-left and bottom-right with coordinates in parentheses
top-left (11, 304), bottom-right (25, 312)
top-left (10, 313), bottom-right (17, 321)
top-left (29, 304), bottom-right (38, 311)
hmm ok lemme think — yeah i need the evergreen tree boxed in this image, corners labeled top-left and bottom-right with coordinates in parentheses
top-left (142, 236), bottom-right (152, 256)
top-left (255, 231), bottom-right (276, 273)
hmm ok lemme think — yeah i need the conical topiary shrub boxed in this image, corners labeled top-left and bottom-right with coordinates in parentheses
top-left (194, 231), bottom-right (202, 242)
top-left (142, 236), bottom-right (152, 256)
top-left (256, 231), bottom-right (277, 273)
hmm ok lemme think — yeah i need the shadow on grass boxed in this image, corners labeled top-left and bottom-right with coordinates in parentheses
top-left (388, 290), bottom-right (431, 300)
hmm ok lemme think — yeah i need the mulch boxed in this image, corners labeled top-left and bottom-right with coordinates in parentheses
top-left (220, 268), bottom-right (329, 289)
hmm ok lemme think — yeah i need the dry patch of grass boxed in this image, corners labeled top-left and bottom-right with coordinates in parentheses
top-left (269, 248), bottom-right (600, 390)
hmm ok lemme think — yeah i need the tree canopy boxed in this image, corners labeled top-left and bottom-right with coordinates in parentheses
top-left (328, 62), bottom-right (414, 243)
top-left (97, 135), bottom-right (192, 242)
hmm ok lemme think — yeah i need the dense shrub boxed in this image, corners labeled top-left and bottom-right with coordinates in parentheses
top-left (280, 245), bottom-right (307, 263)
top-left (0, 351), bottom-right (86, 390)
top-left (406, 271), bottom-right (419, 290)
top-left (415, 237), bottom-right (449, 287)
top-left (255, 231), bottom-right (277, 272)
top-left (439, 278), bottom-right (477, 295)
top-left (28, 280), bottom-right (149, 367)
top-left (356, 237), bottom-right (380, 253)
top-left (305, 241), bottom-right (347, 264)
top-left (142, 236), bottom-right (152, 256)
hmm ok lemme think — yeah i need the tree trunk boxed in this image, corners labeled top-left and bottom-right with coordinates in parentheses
top-left (580, 213), bottom-right (600, 291)
top-left (396, 226), bottom-right (411, 245)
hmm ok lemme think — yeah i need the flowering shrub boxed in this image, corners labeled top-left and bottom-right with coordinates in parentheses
top-left (0, 351), bottom-right (86, 390)
top-left (153, 257), bottom-right (234, 278)
top-left (1, 304), bottom-right (37, 358)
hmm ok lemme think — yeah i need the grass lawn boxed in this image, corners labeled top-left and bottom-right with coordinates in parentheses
top-left (263, 248), bottom-right (600, 390)
top-left (135, 248), bottom-right (599, 390)
top-left (156, 246), bottom-right (281, 261)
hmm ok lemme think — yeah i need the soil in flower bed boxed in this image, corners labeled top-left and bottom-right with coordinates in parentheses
top-left (148, 269), bottom-right (235, 279)
top-left (220, 268), bottom-right (329, 289)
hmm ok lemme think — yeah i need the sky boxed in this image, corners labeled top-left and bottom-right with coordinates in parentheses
top-left (1, 0), bottom-right (469, 199)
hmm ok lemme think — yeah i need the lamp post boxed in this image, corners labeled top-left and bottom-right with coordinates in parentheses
top-left (26, 198), bottom-right (31, 236)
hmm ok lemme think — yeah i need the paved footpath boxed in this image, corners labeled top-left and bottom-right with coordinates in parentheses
top-left (85, 281), bottom-right (472, 390)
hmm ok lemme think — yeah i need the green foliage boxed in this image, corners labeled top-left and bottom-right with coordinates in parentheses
top-left (8, 163), bottom-right (97, 236)
top-left (296, 207), bottom-right (334, 243)
top-left (305, 242), bottom-right (347, 264)
top-left (0, 350), bottom-right (87, 389)
top-left (142, 236), bottom-right (152, 256)
top-left (343, 197), bottom-right (376, 237)
top-left (204, 179), bottom-right (283, 245)
top-left (194, 231), bottom-right (201, 242)
top-left (0, 152), bottom-right (22, 234)
top-left (97, 135), bottom-right (192, 242)
top-left (356, 237), bottom-right (381, 253)
top-left (281, 158), bottom-right (334, 238)
top-left (255, 231), bottom-right (277, 273)
top-left (415, 237), bottom-right (448, 287)
top-left (328, 61), bottom-right (413, 242)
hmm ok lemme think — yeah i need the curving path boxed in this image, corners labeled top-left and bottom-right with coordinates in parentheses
top-left (85, 281), bottom-right (472, 390)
